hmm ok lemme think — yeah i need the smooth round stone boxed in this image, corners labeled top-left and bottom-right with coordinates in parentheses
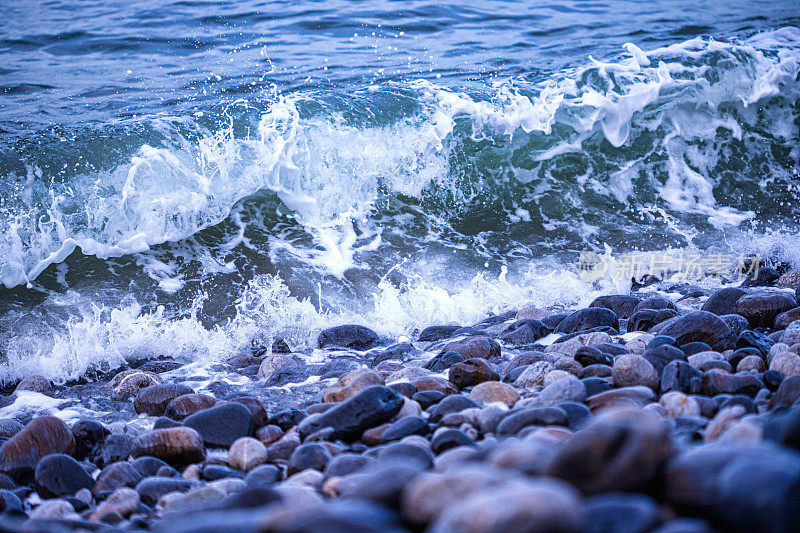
top-left (581, 377), bottom-right (612, 396)
top-left (131, 428), bottom-right (205, 465)
top-left (681, 342), bottom-right (712, 356)
top-left (323, 453), bottom-right (373, 481)
top-left (412, 390), bottom-right (445, 409)
top-left (299, 386), bottom-right (404, 442)
top-left (629, 309), bottom-right (679, 333)
top-left (0, 416), bottom-right (76, 482)
top-left (92, 461), bottom-right (143, 497)
top-left (590, 295), bottom-right (641, 319)
top-left (737, 329), bottom-right (775, 356)
top-left (164, 394), bottom-right (217, 421)
top-left (428, 395), bottom-right (479, 423)
top-left (431, 429), bottom-right (475, 454)
top-left (71, 419), bottom-right (109, 461)
top-left (697, 360), bottom-right (732, 373)
top-left (496, 407), bottom-right (567, 436)
top-left (442, 336), bottom-right (502, 362)
top-left (202, 464), bottom-right (244, 481)
top-left (133, 383), bottom-right (194, 416)
top-left (643, 345), bottom-right (686, 375)
top-left (135, 476), bottom-right (195, 506)
top-left (649, 335), bottom-right (678, 349)
top-left (635, 297), bottom-right (676, 313)
top-left (557, 401), bottom-right (592, 430)
top-left (556, 307), bottom-right (619, 334)
top-left (0, 489), bottom-right (22, 512)
top-left (578, 364), bottom-right (613, 379)
top-left (184, 402), bottom-right (255, 448)
top-left (515, 361), bottom-right (556, 388)
top-left (418, 325), bottom-right (462, 342)
top-left (380, 417), bottom-right (429, 443)
top-left (411, 376), bottom-right (458, 396)
top-left (770, 351), bottom-right (800, 376)
top-left (613, 355), bottom-right (658, 390)
top-left (548, 409), bottom-right (672, 494)
top-left (0, 420), bottom-right (24, 442)
top-left (660, 392), bottom-right (701, 417)
top-left (575, 346), bottom-right (613, 367)
top-left (429, 478), bottom-right (582, 533)
top-left (653, 311), bottom-right (735, 352)
top-left (255, 425), bottom-right (283, 447)
top-left (468, 381), bottom-right (519, 406)
top-left (317, 324), bottom-right (379, 350)
top-left (153, 416), bottom-right (181, 430)
top-left (228, 437), bottom-right (268, 472)
top-left (388, 382), bottom-right (418, 398)
top-left (448, 359), bottom-right (499, 389)
top-left (109, 369), bottom-right (163, 400)
top-left (323, 369), bottom-right (384, 403)
top-left (701, 370), bottom-right (762, 397)
top-left (734, 292), bottom-right (797, 329)
top-left (537, 377), bottom-right (586, 407)
top-left (581, 493), bottom-right (661, 533)
top-left (586, 387), bottom-right (656, 411)
top-left (737, 355), bottom-right (765, 373)
top-left (499, 319), bottom-right (549, 345)
top-left (244, 464), bottom-right (281, 487)
top-left (287, 443), bottom-right (332, 475)
top-left (34, 454), bottom-right (93, 498)
top-left (701, 287), bottom-right (746, 316)
top-left (661, 361), bottom-right (703, 394)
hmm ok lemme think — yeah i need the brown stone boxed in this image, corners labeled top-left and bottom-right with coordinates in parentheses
top-left (775, 307), bottom-right (800, 329)
top-left (322, 369), bottom-right (383, 403)
top-left (109, 370), bottom-right (163, 400)
top-left (412, 376), bottom-right (457, 396)
top-left (255, 425), bottom-right (284, 446)
top-left (0, 416), bottom-right (76, 482)
top-left (164, 394), bottom-right (217, 421)
top-left (469, 381), bottom-right (520, 406)
top-left (133, 383), bottom-right (194, 416)
top-left (734, 291), bottom-right (798, 329)
top-left (131, 427), bottom-right (204, 465)
top-left (442, 336), bottom-right (502, 363)
top-left (777, 268), bottom-right (800, 287)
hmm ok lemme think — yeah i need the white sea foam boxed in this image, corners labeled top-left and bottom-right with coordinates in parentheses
top-left (1, 28), bottom-right (798, 288)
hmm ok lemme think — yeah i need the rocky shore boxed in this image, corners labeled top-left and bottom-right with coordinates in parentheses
top-left (2, 268), bottom-right (800, 532)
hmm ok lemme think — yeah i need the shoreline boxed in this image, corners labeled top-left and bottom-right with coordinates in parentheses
top-left (0, 268), bottom-right (799, 531)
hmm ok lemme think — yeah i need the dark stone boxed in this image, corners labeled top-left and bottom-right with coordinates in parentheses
top-left (557, 402), bottom-right (592, 430)
top-left (431, 428), bottom-right (475, 454)
top-left (91, 434), bottom-right (134, 468)
top-left (548, 410), bottom-right (672, 494)
top-left (742, 266), bottom-right (780, 287)
top-left (727, 347), bottom-right (762, 369)
top-left (765, 407), bottom-right (800, 451)
top-left (450, 327), bottom-right (486, 337)
top-left (734, 292), bottom-right (798, 329)
top-left (772, 375), bottom-right (800, 407)
top-left (628, 309), bottom-right (678, 333)
top-left (649, 335), bottom-right (677, 349)
top-left (323, 453), bottom-right (373, 481)
top-left (137, 360), bottom-right (182, 374)
top-left (653, 311), bottom-right (735, 352)
top-left (764, 370), bottom-right (784, 392)
top-left (297, 386), bottom-right (403, 442)
top-left (264, 367), bottom-right (308, 387)
top-left (589, 295), bottom-right (641, 319)
top-left (157, 465), bottom-right (179, 478)
top-left (575, 347), bottom-right (614, 367)
top-left (736, 330), bottom-right (775, 357)
top-left (775, 307), bottom-right (800, 330)
top-left (0, 420), bottom-right (23, 441)
top-left (578, 365), bottom-right (613, 379)
top-left (661, 361), bottom-right (703, 394)
top-left (380, 416), bottom-right (429, 443)
top-left (448, 359), bottom-right (499, 389)
top-left (270, 409), bottom-right (306, 431)
top-left (231, 397), bottom-right (269, 428)
top-left (701, 370), bottom-right (762, 397)
top-left (697, 360), bottom-right (732, 373)
top-left (593, 343), bottom-right (631, 356)
top-left (202, 464), bottom-right (244, 481)
top-left (702, 288), bottom-right (747, 315)
top-left (644, 345), bottom-right (687, 376)
top-left (131, 456), bottom-right (169, 477)
top-left (33, 454), bottom-right (93, 498)
top-left (423, 351), bottom-right (465, 372)
top-left (134, 384), bottom-right (194, 416)
top-left (442, 336), bottom-right (502, 362)
top-left (680, 342), bottom-right (711, 356)
top-left (541, 313), bottom-right (571, 330)
top-left (287, 443), bottom-right (332, 475)
top-left (581, 493), bottom-right (661, 533)
top-left (496, 407), bottom-right (567, 435)
top-left (381, 442), bottom-right (434, 469)
top-left (557, 307), bottom-right (619, 334)
top-left (0, 473), bottom-right (13, 490)
top-left (503, 351), bottom-right (551, 373)
top-left (135, 476), bottom-right (195, 506)
top-left (0, 416), bottom-right (75, 483)
top-left (504, 365), bottom-right (529, 382)
top-left (418, 325), bottom-right (461, 342)
top-left (0, 489), bottom-right (21, 513)
top-left (336, 462), bottom-right (422, 508)
top-left (634, 296), bottom-right (676, 313)
top-left (183, 403), bottom-right (254, 448)
top-left (371, 342), bottom-right (418, 367)
top-left (581, 377), bottom-right (613, 396)
top-left (498, 319), bottom-right (549, 345)
top-left (153, 417), bottom-right (181, 430)
top-left (92, 461), bottom-right (143, 496)
top-left (586, 387), bottom-right (656, 410)
top-left (428, 395), bottom-right (479, 423)
top-left (718, 395), bottom-right (756, 414)
top-left (412, 390), bottom-right (444, 409)
top-left (244, 464), bottom-right (281, 487)
top-left (387, 382), bottom-right (417, 398)
top-left (70, 420), bottom-right (108, 461)
top-left (318, 325), bottom-right (380, 350)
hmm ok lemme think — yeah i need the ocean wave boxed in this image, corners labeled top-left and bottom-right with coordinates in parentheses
top-left (0, 27), bottom-right (798, 289)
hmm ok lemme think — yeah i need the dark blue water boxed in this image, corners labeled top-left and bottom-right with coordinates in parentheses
top-left (1, 0), bottom-right (799, 382)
